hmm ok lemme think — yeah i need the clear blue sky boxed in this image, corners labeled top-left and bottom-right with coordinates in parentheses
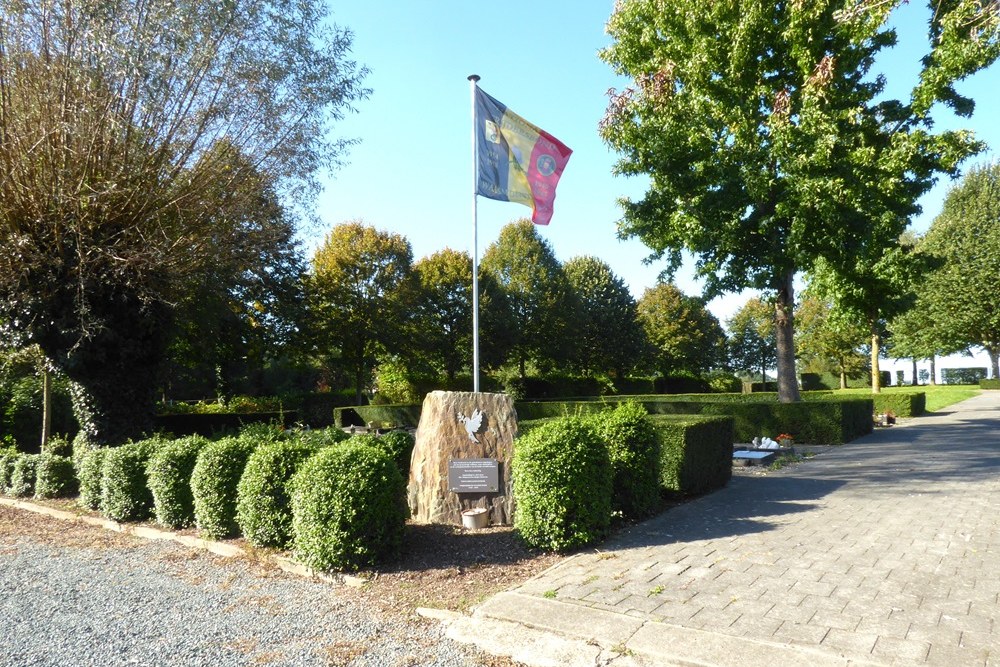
top-left (312, 1), bottom-right (999, 324)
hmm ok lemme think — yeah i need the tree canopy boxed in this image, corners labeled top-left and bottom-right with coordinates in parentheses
top-left (637, 283), bottom-right (725, 376)
top-left (600, 0), bottom-right (1000, 402)
top-left (726, 298), bottom-right (777, 384)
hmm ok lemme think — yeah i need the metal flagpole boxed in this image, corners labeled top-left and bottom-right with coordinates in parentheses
top-left (468, 74), bottom-right (481, 393)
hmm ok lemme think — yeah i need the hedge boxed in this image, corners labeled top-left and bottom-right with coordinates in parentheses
top-left (77, 447), bottom-right (108, 510)
top-left (35, 454), bottom-right (78, 499)
top-left (348, 431), bottom-right (415, 478)
top-left (651, 415), bottom-right (734, 496)
top-left (8, 453), bottom-right (40, 497)
top-left (101, 439), bottom-right (161, 522)
top-left (512, 416), bottom-right (613, 551)
top-left (191, 436), bottom-right (256, 539)
top-left (236, 439), bottom-right (319, 548)
top-left (981, 379), bottom-right (1000, 390)
top-left (0, 447), bottom-right (18, 493)
top-left (941, 368), bottom-right (988, 385)
top-left (153, 411), bottom-right (297, 438)
top-left (803, 390), bottom-right (925, 418)
top-left (291, 441), bottom-right (408, 571)
top-left (334, 404), bottom-right (422, 429)
top-left (588, 403), bottom-right (660, 520)
top-left (146, 435), bottom-right (210, 528)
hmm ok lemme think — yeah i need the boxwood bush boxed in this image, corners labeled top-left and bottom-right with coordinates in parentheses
top-left (35, 454), bottom-right (78, 499)
top-left (295, 426), bottom-right (350, 449)
top-left (41, 435), bottom-right (73, 458)
top-left (0, 447), bottom-right (19, 493)
top-left (236, 440), bottom-right (319, 548)
top-left (512, 416), bottom-right (612, 551)
top-left (651, 415), bottom-right (734, 496)
top-left (100, 439), bottom-right (162, 522)
top-left (291, 441), bottom-right (407, 571)
top-left (589, 402), bottom-right (660, 520)
top-left (982, 379), bottom-right (1000, 390)
top-left (349, 431), bottom-right (415, 478)
top-left (8, 453), bottom-right (40, 497)
top-left (146, 435), bottom-right (210, 528)
top-left (77, 447), bottom-right (108, 510)
top-left (191, 436), bottom-right (256, 539)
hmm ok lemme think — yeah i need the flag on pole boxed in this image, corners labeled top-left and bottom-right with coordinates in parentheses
top-left (473, 87), bottom-right (572, 226)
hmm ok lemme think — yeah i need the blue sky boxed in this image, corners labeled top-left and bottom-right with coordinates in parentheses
top-left (312, 1), bottom-right (999, 324)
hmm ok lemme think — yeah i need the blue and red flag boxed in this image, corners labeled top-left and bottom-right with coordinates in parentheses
top-left (474, 87), bottom-right (572, 226)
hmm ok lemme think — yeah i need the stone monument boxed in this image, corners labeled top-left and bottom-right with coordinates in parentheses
top-left (407, 391), bottom-right (517, 526)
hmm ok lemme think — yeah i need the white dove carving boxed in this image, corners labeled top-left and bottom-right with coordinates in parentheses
top-left (457, 408), bottom-right (485, 443)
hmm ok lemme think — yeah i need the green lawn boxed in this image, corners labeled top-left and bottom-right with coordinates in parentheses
top-left (823, 385), bottom-right (981, 413)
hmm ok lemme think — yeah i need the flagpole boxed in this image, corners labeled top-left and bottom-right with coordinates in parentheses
top-left (468, 74), bottom-right (481, 393)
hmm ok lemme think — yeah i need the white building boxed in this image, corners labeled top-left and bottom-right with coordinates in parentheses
top-left (880, 348), bottom-right (995, 385)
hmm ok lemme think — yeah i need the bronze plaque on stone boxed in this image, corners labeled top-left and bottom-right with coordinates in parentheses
top-left (448, 458), bottom-right (499, 493)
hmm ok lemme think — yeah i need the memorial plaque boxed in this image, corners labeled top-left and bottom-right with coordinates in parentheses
top-left (448, 458), bottom-right (499, 493)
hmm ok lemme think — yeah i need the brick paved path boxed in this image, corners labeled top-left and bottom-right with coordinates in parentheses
top-left (471, 392), bottom-right (1000, 666)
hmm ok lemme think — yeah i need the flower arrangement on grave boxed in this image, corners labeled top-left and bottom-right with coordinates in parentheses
top-left (775, 433), bottom-right (794, 448)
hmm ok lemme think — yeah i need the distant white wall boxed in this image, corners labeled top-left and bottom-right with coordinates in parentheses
top-left (881, 348), bottom-right (994, 385)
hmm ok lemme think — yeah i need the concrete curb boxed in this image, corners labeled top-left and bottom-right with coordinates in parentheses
top-left (0, 497), bottom-right (368, 587)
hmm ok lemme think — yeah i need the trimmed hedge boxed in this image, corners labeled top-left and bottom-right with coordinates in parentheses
top-left (101, 439), bottom-right (161, 522)
top-left (291, 441), bottom-right (408, 571)
top-left (191, 436), bottom-right (256, 539)
top-left (0, 447), bottom-right (19, 493)
top-left (8, 454), bottom-right (40, 497)
top-left (589, 403), bottom-right (660, 520)
top-left (651, 415), bottom-right (733, 495)
top-left (296, 427), bottom-right (350, 449)
top-left (146, 435), bottom-right (210, 528)
top-left (35, 454), bottom-right (78, 499)
top-left (236, 440), bottom-right (319, 548)
top-left (512, 416), bottom-right (613, 551)
top-left (348, 431), bottom-right (415, 478)
top-left (41, 436), bottom-right (73, 458)
top-left (334, 404), bottom-right (421, 429)
top-left (981, 379), bottom-right (1000, 390)
top-left (941, 367), bottom-right (988, 385)
top-left (77, 447), bottom-right (108, 510)
top-left (803, 390), bottom-right (926, 418)
top-left (152, 411), bottom-right (297, 438)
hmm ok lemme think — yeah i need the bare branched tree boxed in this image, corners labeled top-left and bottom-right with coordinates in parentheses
top-left (0, 0), bottom-right (368, 444)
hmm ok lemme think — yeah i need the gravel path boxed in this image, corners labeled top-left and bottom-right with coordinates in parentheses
top-left (0, 506), bottom-right (507, 667)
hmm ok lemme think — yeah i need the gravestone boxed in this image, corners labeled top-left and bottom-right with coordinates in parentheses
top-left (407, 391), bottom-right (517, 526)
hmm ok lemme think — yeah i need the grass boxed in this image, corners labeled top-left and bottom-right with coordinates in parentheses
top-left (821, 385), bottom-right (981, 413)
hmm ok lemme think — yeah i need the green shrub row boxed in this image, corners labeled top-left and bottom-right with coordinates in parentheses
top-left (191, 436), bottom-right (257, 539)
top-left (0, 449), bottom-right (77, 500)
top-left (980, 379), bottom-right (1000, 390)
top-left (651, 416), bottom-right (733, 495)
top-left (147, 435), bottom-right (210, 528)
top-left (334, 404), bottom-right (422, 429)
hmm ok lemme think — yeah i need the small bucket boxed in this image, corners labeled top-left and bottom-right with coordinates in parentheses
top-left (461, 507), bottom-right (489, 530)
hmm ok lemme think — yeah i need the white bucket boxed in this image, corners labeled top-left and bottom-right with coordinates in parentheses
top-left (461, 507), bottom-right (489, 530)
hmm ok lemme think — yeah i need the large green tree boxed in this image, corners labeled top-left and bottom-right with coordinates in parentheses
top-left (601, 0), bottom-right (1000, 403)
top-left (726, 298), bottom-right (777, 385)
top-left (637, 283), bottom-right (725, 376)
top-left (918, 163), bottom-right (1000, 378)
top-left (795, 291), bottom-right (868, 389)
top-left (307, 222), bottom-right (415, 404)
top-left (564, 256), bottom-right (644, 379)
top-left (480, 220), bottom-right (578, 378)
top-left (0, 0), bottom-right (367, 444)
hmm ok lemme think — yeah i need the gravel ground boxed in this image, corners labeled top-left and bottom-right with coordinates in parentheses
top-left (0, 506), bottom-right (518, 667)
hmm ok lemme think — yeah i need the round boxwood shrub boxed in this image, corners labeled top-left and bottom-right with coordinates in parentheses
top-left (146, 435), bottom-right (209, 528)
top-left (191, 437), bottom-right (256, 539)
top-left (35, 454), bottom-right (79, 499)
top-left (77, 447), bottom-right (108, 510)
top-left (236, 440), bottom-right (319, 548)
top-left (590, 402), bottom-right (661, 520)
top-left (100, 439), bottom-right (161, 522)
top-left (8, 453), bottom-right (40, 497)
top-left (512, 416), bottom-right (613, 551)
top-left (295, 426), bottom-right (350, 449)
top-left (291, 441), bottom-right (407, 572)
top-left (349, 431), bottom-right (415, 478)
top-left (0, 447), bottom-right (20, 494)
top-left (41, 435), bottom-right (73, 458)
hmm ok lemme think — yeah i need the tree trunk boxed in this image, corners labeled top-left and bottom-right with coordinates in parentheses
top-left (870, 328), bottom-right (881, 394)
top-left (838, 362), bottom-right (847, 390)
top-left (774, 272), bottom-right (800, 403)
top-left (41, 368), bottom-right (52, 449)
top-left (988, 346), bottom-right (999, 380)
top-left (911, 358), bottom-right (918, 386)
top-left (930, 355), bottom-right (937, 385)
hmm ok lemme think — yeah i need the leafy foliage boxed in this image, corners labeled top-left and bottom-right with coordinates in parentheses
top-left (100, 439), bottom-right (161, 522)
top-left (191, 437), bottom-right (257, 539)
top-left (589, 403), bottom-right (660, 520)
top-left (34, 454), bottom-right (78, 499)
top-left (237, 440), bottom-right (320, 549)
top-left (7, 453), bottom-right (40, 497)
top-left (291, 441), bottom-right (407, 571)
top-left (0, 447), bottom-right (18, 493)
top-left (76, 447), bottom-right (109, 510)
top-left (512, 417), bottom-right (613, 551)
top-left (349, 431), bottom-right (416, 478)
top-left (146, 436), bottom-right (210, 528)
top-left (637, 283), bottom-right (725, 375)
top-left (726, 298), bottom-right (777, 383)
top-left (795, 291), bottom-right (867, 387)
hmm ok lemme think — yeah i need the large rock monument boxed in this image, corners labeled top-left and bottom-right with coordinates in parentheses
top-left (407, 391), bottom-right (518, 526)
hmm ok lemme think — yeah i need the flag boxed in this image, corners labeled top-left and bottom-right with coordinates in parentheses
top-left (474, 87), bottom-right (572, 226)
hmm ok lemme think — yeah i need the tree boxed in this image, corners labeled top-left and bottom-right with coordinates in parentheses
top-left (563, 256), bottom-right (644, 379)
top-left (918, 163), bottom-right (1000, 378)
top-left (637, 283), bottom-right (725, 376)
top-left (307, 222), bottom-right (415, 403)
top-left (411, 248), bottom-right (511, 383)
top-left (795, 292), bottom-right (868, 389)
top-left (480, 220), bottom-right (578, 378)
top-left (600, 1), bottom-right (1000, 402)
top-left (726, 298), bottom-right (777, 385)
top-left (0, 0), bottom-right (368, 444)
